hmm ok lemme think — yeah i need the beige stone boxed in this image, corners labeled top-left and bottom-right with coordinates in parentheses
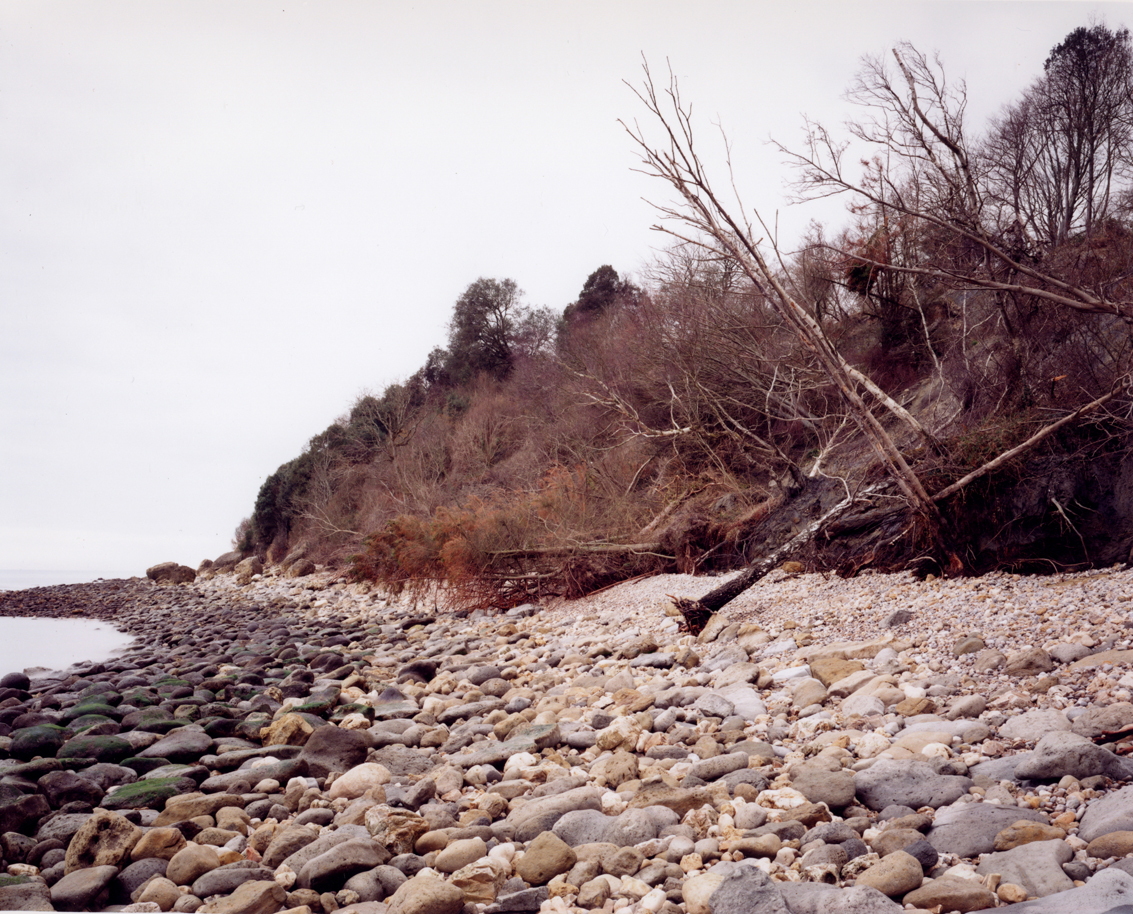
top-left (828, 671), bottom-right (878, 699)
top-left (589, 749), bottom-right (639, 788)
top-left (854, 850), bottom-right (924, 897)
top-left (434, 837), bottom-right (488, 874)
top-left (1087, 830), bottom-right (1133, 859)
top-left (385, 873), bottom-right (465, 914)
top-left (999, 882), bottom-right (1029, 903)
top-left (450, 858), bottom-right (507, 904)
top-left (135, 875), bottom-right (182, 908)
top-left (809, 658), bottom-right (865, 688)
top-left (153, 793), bottom-right (246, 827)
top-left (904, 876), bottom-right (997, 913)
top-left (366, 808), bottom-right (430, 856)
top-left (327, 762), bottom-right (393, 800)
top-left (995, 822), bottom-right (1068, 851)
top-left (64, 808), bottom-right (143, 875)
top-left (260, 713), bottom-right (317, 747)
top-left (197, 880), bottom-right (287, 914)
top-left (682, 873), bottom-right (725, 914)
top-left (515, 831), bottom-right (577, 885)
top-left (166, 843), bottom-right (221, 886)
top-left (732, 834), bottom-right (781, 858)
top-left (131, 827), bottom-right (187, 862)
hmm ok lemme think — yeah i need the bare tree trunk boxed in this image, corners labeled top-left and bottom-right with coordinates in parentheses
top-left (624, 66), bottom-right (943, 534)
top-left (670, 483), bottom-right (887, 632)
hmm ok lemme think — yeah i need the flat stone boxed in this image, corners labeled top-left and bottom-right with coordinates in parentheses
top-left (1071, 702), bottom-right (1133, 738)
top-left (976, 839), bottom-right (1074, 897)
top-left (298, 837), bottom-right (389, 891)
top-left (999, 709), bottom-right (1072, 742)
top-left (928, 802), bottom-right (1048, 858)
top-left (0, 877), bottom-right (53, 911)
top-left (1014, 730), bottom-right (1133, 781)
top-left (153, 792), bottom-right (246, 826)
top-left (904, 875), bottom-right (996, 913)
top-left (50, 864), bottom-right (118, 910)
top-left (854, 759), bottom-right (971, 810)
top-left (1079, 784), bottom-right (1133, 842)
top-left (972, 866), bottom-right (1133, 913)
top-left (196, 879), bottom-right (287, 914)
top-left (191, 861), bottom-right (275, 898)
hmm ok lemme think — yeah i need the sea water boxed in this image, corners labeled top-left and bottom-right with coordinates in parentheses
top-left (0, 571), bottom-right (137, 676)
top-left (0, 617), bottom-right (135, 678)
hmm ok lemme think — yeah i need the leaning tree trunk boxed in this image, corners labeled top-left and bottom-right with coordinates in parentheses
top-left (670, 483), bottom-right (887, 634)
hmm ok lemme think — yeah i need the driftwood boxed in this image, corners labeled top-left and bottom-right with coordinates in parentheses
top-left (669, 484), bottom-right (887, 634)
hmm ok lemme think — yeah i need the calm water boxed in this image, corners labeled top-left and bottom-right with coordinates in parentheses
top-left (0, 571), bottom-right (138, 676)
top-left (0, 617), bottom-right (135, 678)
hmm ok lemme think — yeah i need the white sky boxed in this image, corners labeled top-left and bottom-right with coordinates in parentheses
top-left (0, 1), bottom-right (1117, 575)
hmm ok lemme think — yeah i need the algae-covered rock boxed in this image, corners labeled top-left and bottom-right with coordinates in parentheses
top-left (99, 776), bottom-right (199, 811)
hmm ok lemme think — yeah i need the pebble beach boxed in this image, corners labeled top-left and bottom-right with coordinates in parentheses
top-left (1, 564), bottom-right (1133, 912)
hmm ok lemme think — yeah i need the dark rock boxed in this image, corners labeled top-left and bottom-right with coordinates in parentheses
top-left (49, 864), bottom-right (117, 910)
top-left (298, 725), bottom-right (369, 779)
top-left (98, 776), bottom-right (198, 811)
top-left (0, 794), bottom-right (51, 836)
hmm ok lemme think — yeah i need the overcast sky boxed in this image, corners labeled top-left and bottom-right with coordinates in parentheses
top-left (0, 1), bottom-right (1117, 578)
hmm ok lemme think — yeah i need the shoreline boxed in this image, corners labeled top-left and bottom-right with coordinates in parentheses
top-left (0, 566), bottom-right (1129, 911)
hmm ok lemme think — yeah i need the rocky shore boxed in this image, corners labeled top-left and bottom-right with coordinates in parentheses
top-left (2, 565), bottom-right (1133, 912)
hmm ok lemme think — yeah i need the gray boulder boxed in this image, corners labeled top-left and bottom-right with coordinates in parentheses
top-left (975, 839), bottom-right (1074, 897)
top-left (999, 709), bottom-right (1072, 742)
top-left (1013, 731), bottom-right (1133, 781)
top-left (777, 883), bottom-right (905, 913)
top-left (1079, 784), bottom-right (1133, 842)
top-left (299, 725), bottom-right (370, 779)
top-left (854, 759), bottom-right (971, 811)
top-left (966, 866), bottom-right (1133, 913)
top-left (927, 801), bottom-right (1047, 858)
top-left (1071, 702), bottom-right (1133, 739)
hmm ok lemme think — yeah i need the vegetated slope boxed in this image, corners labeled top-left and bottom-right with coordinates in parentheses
top-left (237, 27), bottom-right (1133, 607)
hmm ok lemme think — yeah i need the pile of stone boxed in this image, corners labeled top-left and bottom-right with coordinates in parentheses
top-left (3, 565), bottom-right (1133, 912)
